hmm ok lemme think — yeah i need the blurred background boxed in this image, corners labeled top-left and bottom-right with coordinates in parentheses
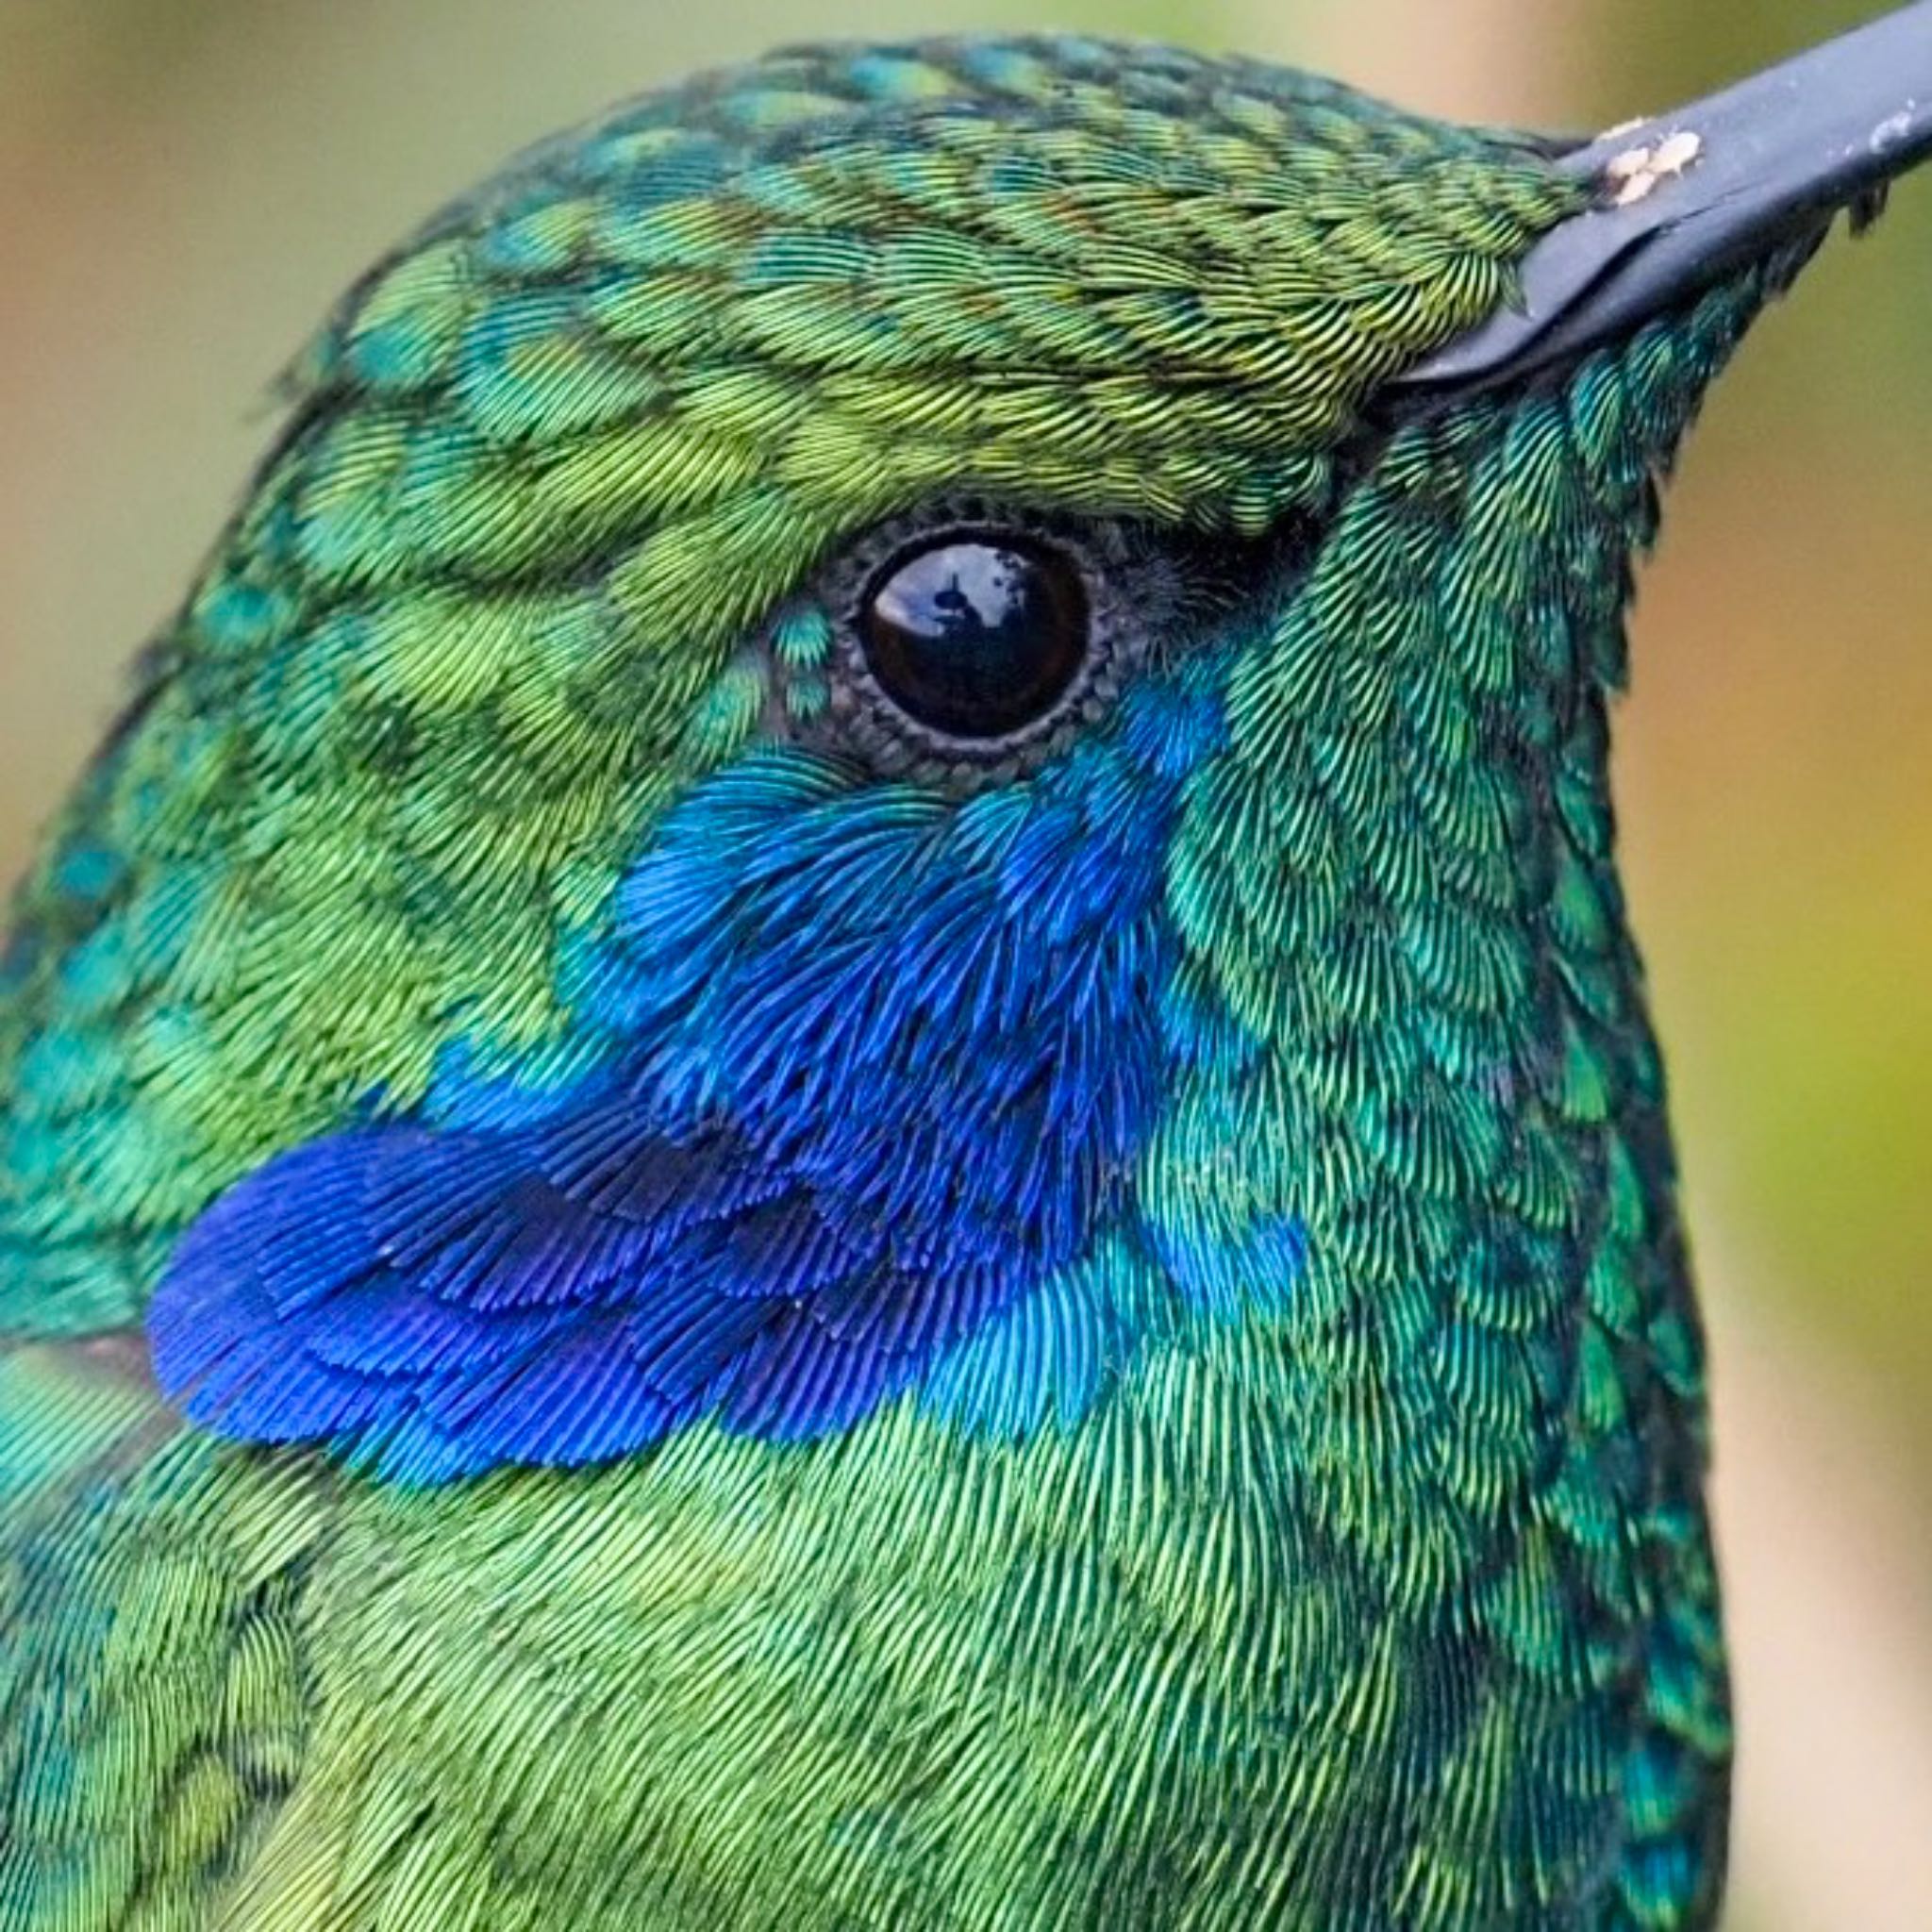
top-left (2, 2), bottom-right (1927, 1924)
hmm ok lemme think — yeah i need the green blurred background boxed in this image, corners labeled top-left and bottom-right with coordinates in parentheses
top-left (2, 2), bottom-right (1927, 1924)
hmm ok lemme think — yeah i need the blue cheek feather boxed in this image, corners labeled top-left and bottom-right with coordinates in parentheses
top-left (147, 677), bottom-right (1290, 1482)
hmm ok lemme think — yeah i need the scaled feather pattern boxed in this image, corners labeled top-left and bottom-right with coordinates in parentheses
top-left (0, 31), bottom-right (1818, 1932)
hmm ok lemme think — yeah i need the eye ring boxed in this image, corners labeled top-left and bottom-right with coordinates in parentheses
top-left (819, 504), bottom-right (1134, 774)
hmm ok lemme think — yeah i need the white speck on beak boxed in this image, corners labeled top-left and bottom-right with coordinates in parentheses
top-left (1605, 128), bottom-right (1706, 207)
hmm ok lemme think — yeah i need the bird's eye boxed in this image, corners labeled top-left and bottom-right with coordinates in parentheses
top-left (858, 533), bottom-right (1091, 741)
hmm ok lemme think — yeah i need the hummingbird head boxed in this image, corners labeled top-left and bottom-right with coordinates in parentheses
top-left (5, 23), bottom-right (1927, 1480)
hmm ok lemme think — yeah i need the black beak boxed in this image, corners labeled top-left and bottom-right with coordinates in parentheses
top-left (1395, 0), bottom-right (1932, 393)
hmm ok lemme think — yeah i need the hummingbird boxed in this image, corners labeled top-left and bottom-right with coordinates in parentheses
top-left (2, 8), bottom-right (1927, 1928)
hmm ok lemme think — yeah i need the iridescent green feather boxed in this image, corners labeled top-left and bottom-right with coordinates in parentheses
top-left (0, 34), bottom-right (1776, 1932)
top-left (1, 42), bottom-right (1574, 1343)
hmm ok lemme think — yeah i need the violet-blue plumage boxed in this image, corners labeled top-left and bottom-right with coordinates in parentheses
top-left (150, 673), bottom-right (1225, 1479)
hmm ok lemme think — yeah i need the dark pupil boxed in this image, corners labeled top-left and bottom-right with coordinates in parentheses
top-left (859, 535), bottom-right (1089, 740)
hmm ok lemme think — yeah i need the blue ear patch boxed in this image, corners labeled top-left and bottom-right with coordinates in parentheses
top-left (149, 717), bottom-right (1211, 1482)
top-left (151, 1101), bottom-right (1011, 1480)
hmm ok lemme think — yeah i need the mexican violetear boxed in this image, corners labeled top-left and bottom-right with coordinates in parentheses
top-left (4, 8), bottom-right (1930, 1929)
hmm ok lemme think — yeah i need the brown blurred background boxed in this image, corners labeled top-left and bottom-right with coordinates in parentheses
top-left (3, 3), bottom-right (1928, 1924)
